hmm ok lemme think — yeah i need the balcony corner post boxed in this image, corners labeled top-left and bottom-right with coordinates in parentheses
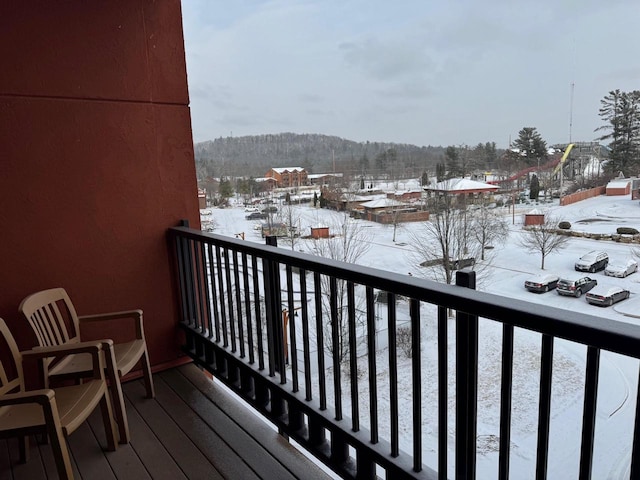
top-left (455, 269), bottom-right (478, 480)
top-left (264, 236), bottom-right (286, 377)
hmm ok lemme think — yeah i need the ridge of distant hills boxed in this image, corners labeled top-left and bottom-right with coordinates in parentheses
top-left (194, 132), bottom-right (446, 179)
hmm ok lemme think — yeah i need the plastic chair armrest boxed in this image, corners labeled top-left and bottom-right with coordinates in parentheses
top-left (78, 310), bottom-right (144, 338)
top-left (0, 389), bottom-right (54, 407)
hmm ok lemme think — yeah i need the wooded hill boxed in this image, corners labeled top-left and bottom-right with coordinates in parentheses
top-left (194, 133), bottom-right (447, 180)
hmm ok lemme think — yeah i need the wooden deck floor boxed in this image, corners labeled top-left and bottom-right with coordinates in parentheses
top-left (1, 363), bottom-right (331, 480)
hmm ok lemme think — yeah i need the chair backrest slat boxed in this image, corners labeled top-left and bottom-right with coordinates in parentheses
top-left (19, 288), bottom-right (81, 348)
top-left (0, 318), bottom-right (24, 396)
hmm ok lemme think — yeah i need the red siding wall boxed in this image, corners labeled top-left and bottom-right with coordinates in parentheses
top-left (559, 187), bottom-right (606, 206)
top-left (0, 1), bottom-right (199, 372)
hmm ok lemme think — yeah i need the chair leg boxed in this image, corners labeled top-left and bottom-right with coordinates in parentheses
top-left (48, 431), bottom-right (74, 480)
top-left (99, 391), bottom-right (118, 452)
top-left (102, 342), bottom-right (130, 444)
top-left (43, 400), bottom-right (74, 480)
top-left (141, 347), bottom-right (155, 399)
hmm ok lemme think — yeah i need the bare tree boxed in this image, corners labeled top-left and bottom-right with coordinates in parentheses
top-left (470, 202), bottom-right (509, 261)
top-left (408, 190), bottom-right (481, 284)
top-left (279, 202), bottom-right (301, 251)
top-left (312, 211), bottom-right (371, 365)
top-left (518, 216), bottom-right (570, 269)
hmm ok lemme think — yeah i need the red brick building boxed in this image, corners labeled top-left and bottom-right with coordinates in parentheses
top-left (265, 167), bottom-right (308, 188)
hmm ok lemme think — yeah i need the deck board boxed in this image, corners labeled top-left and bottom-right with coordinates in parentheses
top-left (0, 363), bottom-right (330, 480)
top-left (173, 365), bottom-right (330, 480)
top-left (124, 378), bottom-right (222, 480)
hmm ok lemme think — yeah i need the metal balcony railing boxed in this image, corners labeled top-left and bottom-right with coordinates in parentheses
top-left (169, 222), bottom-right (640, 480)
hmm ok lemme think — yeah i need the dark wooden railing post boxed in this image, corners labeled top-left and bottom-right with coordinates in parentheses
top-left (455, 269), bottom-right (478, 480)
top-left (264, 236), bottom-right (286, 378)
top-left (178, 219), bottom-right (196, 326)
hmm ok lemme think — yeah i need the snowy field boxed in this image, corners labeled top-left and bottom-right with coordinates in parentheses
top-left (201, 189), bottom-right (640, 479)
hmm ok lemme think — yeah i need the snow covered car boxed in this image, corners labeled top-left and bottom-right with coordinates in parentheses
top-left (585, 285), bottom-right (630, 307)
top-left (574, 251), bottom-right (609, 273)
top-left (556, 277), bottom-right (597, 297)
top-left (524, 274), bottom-right (559, 293)
top-left (604, 259), bottom-right (638, 278)
top-left (245, 212), bottom-right (267, 220)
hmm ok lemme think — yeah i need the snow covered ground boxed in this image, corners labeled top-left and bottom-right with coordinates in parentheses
top-left (201, 189), bottom-right (640, 479)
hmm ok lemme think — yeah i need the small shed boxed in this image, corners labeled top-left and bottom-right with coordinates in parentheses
top-left (524, 209), bottom-right (545, 226)
top-left (311, 226), bottom-right (330, 239)
top-left (198, 189), bottom-right (207, 209)
top-left (606, 178), bottom-right (632, 196)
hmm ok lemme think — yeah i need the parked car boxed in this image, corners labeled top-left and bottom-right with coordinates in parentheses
top-left (604, 259), bottom-right (638, 278)
top-left (574, 251), bottom-right (609, 273)
top-left (245, 212), bottom-right (267, 220)
top-left (556, 277), bottom-right (597, 297)
top-left (524, 274), bottom-right (559, 293)
top-left (585, 285), bottom-right (630, 307)
top-left (244, 206), bottom-right (259, 213)
top-left (262, 206), bottom-right (278, 214)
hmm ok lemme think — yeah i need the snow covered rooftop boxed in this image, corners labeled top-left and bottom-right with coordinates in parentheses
top-left (359, 198), bottom-right (407, 209)
top-left (271, 167), bottom-right (305, 174)
top-left (427, 178), bottom-right (499, 192)
top-left (607, 178), bottom-right (632, 188)
top-left (308, 173), bottom-right (343, 179)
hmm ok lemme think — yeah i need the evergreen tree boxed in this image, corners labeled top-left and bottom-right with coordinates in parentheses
top-left (319, 192), bottom-right (327, 208)
top-left (421, 171), bottom-right (429, 186)
top-left (313, 191), bottom-right (318, 207)
top-left (513, 127), bottom-right (547, 166)
top-left (485, 142), bottom-right (498, 168)
top-left (596, 89), bottom-right (640, 176)
top-left (529, 174), bottom-right (540, 200)
top-left (218, 178), bottom-right (234, 202)
top-left (444, 146), bottom-right (460, 178)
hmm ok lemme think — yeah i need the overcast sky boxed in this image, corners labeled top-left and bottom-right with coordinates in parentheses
top-left (181, 1), bottom-right (640, 149)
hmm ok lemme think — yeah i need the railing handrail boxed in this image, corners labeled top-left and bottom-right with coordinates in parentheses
top-left (169, 226), bottom-right (640, 359)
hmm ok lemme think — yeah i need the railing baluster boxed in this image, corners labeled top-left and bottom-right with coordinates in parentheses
top-left (536, 334), bottom-right (554, 480)
top-left (366, 286), bottom-right (378, 444)
top-left (300, 269), bottom-right (313, 401)
top-left (314, 272), bottom-right (327, 411)
top-left (251, 255), bottom-right (264, 370)
top-left (202, 243), bottom-right (214, 339)
top-left (242, 252), bottom-right (254, 364)
top-left (499, 323), bottom-right (514, 480)
top-left (579, 345), bottom-right (600, 479)
top-left (224, 248), bottom-right (237, 352)
top-left (262, 256), bottom-right (276, 376)
top-left (286, 265), bottom-right (299, 392)
top-left (194, 240), bottom-right (205, 332)
top-left (387, 292), bottom-right (399, 457)
top-left (233, 250), bottom-right (245, 357)
top-left (215, 245), bottom-right (227, 347)
top-left (347, 281), bottom-right (359, 432)
top-left (207, 244), bottom-right (221, 342)
top-left (411, 298), bottom-right (422, 472)
top-left (438, 304), bottom-right (448, 480)
top-left (330, 276), bottom-right (342, 421)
